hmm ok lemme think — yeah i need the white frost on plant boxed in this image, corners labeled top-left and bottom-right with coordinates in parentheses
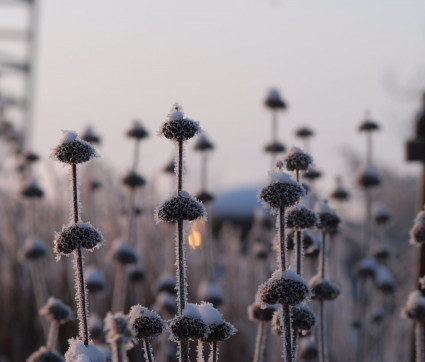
top-left (266, 88), bottom-right (281, 101)
top-left (182, 303), bottom-right (203, 319)
top-left (314, 201), bottom-right (334, 215)
top-left (86, 267), bottom-right (105, 288)
top-left (65, 338), bottom-right (106, 362)
top-left (168, 103), bottom-right (184, 121)
top-left (375, 265), bottom-right (394, 287)
top-left (268, 169), bottom-right (299, 187)
top-left (357, 164), bottom-right (379, 179)
top-left (61, 130), bottom-right (78, 144)
top-left (129, 304), bottom-right (163, 324)
top-left (196, 302), bottom-right (223, 325)
top-left (373, 202), bottom-right (390, 219)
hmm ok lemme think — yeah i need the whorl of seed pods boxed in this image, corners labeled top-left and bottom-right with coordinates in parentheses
top-left (155, 191), bottom-right (205, 223)
top-left (81, 126), bottom-right (101, 144)
top-left (258, 270), bottom-right (310, 306)
top-left (409, 209), bottom-right (425, 246)
top-left (40, 297), bottom-right (73, 324)
top-left (169, 304), bottom-right (209, 341)
top-left (194, 134), bottom-right (214, 151)
top-left (402, 291), bottom-right (425, 322)
top-left (197, 303), bottom-right (236, 343)
top-left (28, 346), bottom-right (64, 362)
top-left (264, 141), bottom-right (286, 154)
top-left (291, 304), bottom-right (317, 331)
top-left (129, 305), bottom-right (165, 339)
top-left (264, 88), bottom-right (286, 110)
top-left (285, 147), bottom-right (313, 172)
top-left (286, 206), bottom-right (318, 230)
top-left (110, 240), bottom-right (138, 265)
top-left (121, 170), bottom-right (146, 188)
top-left (21, 180), bottom-right (44, 198)
top-left (18, 238), bottom-right (46, 261)
top-left (160, 103), bottom-right (201, 142)
top-left (54, 222), bottom-right (103, 257)
top-left (52, 131), bottom-right (97, 165)
top-left (357, 165), bottom-right (381, 188)
top-left (259, 170), bottom-right (304, 209)
top-left (85, 267), bottom-right (106, 293)
top-left (104, 312), bottom-right (135, 348)
top-left (315, 202), bottom-right (341, 235)
top-left (358, 119), bottom-right (380, 132)
top-left (248, 303), bottom-right (275, 322)
top-left (127, 120), bottom-right (149, 140)
top-left (309, 275), bottom-right (340, 301)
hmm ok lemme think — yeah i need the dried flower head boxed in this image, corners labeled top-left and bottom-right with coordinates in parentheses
top-left (402, 291), bottom-right (425, 322)
top-left (357, 165), bottom-right (381, 188)
top-left (248, 303), bottom-right (275, 322)
top-left (195, 191), bottom-right (215, 204)
top-left (258, 270), bottom-right (310, 306)
top-left (127, 120), bottom-right (149, 140)
top-left (197, 302), bottom-right (236, 343)
top-left (315, 202), bottom-right (341, 234)
top-left (409, 209), bottom-right (425, 246)
top-left (264, 89), bottom-right (286, 110)
top-left (291, 303), bottom-right (317, 331)
top-left (198, 281), bottom-right (224, 307)
top-left (155, 191), bottom-right (205, 223)
top-left (374, 265), bottom-right (395, 293)
top-left (160, 103), bottom-right (201, 142)
top-left (54, 222), bottom-right (103, 257)
top-left (21, 180), bottom-right (44, 198)
top-left (129, 305), bottom-right (165, 339)
top-left (81, 126), bottom-right (101, 144)
top-left (89, 314), bottom-right (104, 342)
top-left (28, 347), bottom-right (64, 362)
top-left (104, 312), bottom-right (135, 350)
top-left (110, 240), bottom-right (138, 265)
top-left (86, 267), bottom-right (106, 293)
top-left (372, 246), bottom-right (392, 262)
top-left (40, 297), bottom-right (73, 324)
top-left (90, 180), bottom-right (102, 191)
top-left (168, 304), bottom-right (208, 341)
top-left (373, 203), bottom-right (390, 225)
top-left (18, 238), bottom-right (46, 261)
top-left (259, 171), bottom-right (304, 209)
top-left (22, 149), bottom-right (40, 163)
top-left (121, 170), bottom-right (146, 189)
top-left (152, 274), bottom-right (176, 296)
top-left (129, 265), bottom-right (146, 283)
top-left (302, 167), bottom-right (322, 181)
top-left (356, 258), bottom-right (379, 279)
top-left (295, 126), bottom-right (314, 139)
top-left (286, 206), bottom-right (318, 230)
top-left (163, 158), bottom-right (175, 174)
top-left (330, 177), bottom-right (350, 201)
top-left (264, 141), bottom-right (286, 154)
top-left (309, 275), bottom-right (340, 301)
top-left (155, 291), bottom-right (177, 315)
top-left (194, 134), bottom-right (214, 151)
top-left (299, 339), bottom-right (319, 360)
top-left (52, 131), bottom-right (97, 165)
top-left (285, 147), bottom-right (313, 172)
top-left (359, 119), bottom-right (380, 132)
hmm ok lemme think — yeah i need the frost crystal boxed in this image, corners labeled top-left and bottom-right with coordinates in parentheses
top-left (64, 338), bottom-right (106, 362)
top-left (129, 305), bottom-right (165, 339)
top-left (160, 103), bottom-right (201, 142)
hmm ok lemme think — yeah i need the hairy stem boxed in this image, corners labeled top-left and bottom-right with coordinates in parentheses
top-left (296, 230), bottom-right (302, 276)
top-left (319, 301), bottom-right (327, 362)
top-left (112, 340), bottom-right (124, 362)
top-left (197, 340), bottom-right (204, 362)
top-left (144, 338), bottom-right (154, 362)
top-left (179, 339), bottom-right (189, 362)
top-left (279, 206), bottom-right (286, 271)
top-left (416, 322), bottom-right (425, 362)
top-left (112, 265), bottom-right (127, 312)
top-left (281, 305), bottom-right (293, 362)
top-left (46, 320), bottom-right (58, 351)
top-left (178, 141), bottom-right (183, 193)
top-left (320, 231), bottom-right (326, 278)
top-left (253, 321), bottom-right (265, 362)
top-left (72, 164), bottom-right (79, 223)
top-left (209, 342), bottom-right (217, 362)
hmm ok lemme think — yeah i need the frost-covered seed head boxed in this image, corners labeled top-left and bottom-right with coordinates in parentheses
top-left (195, 191), bottom-right (215, 204)
top-left (168, 315), bottom-right (208, 341)
top-left (264, 89), bottom-right (286, 110)
top-left (410, 210), bottom-right (425, 246)
top-left (54, 222), bottom-right (103, 256)
top-left (259, 271), bottom-right (310, 306)
top-left (309, 276), bottom-right (340, 301)
top-left (302, 167), bottom-right (322, 181)
top-left (359, 119), bottom-right (380, 132)
top-left (285, 147), bottom-right (313, 172)
top-left (248, 303), bottom-right (275, 322)
top-left (110, 241), bottom-right (138, 265)
top-left (52, 131), bottom-right (97, 165)
top-left (81, 126), bottom-right (101, 144)
top-left (330, 177), bottom-right (350, 201)
top-left (65, 338), bottom-right (106, 362)
top-left (155, 291), bottom-right (177, 315)
top-left (287, 230), bottom-right (316, 251)
top-left (129, 305), bottom-right (165, 339)
top-left (202, 321), bottom-right (236, 343)
top-left (373, 246), bottom-right (391, 262)
top-left (402, 291), bottom-right (425, 322)
top-left (286, 206), bottom-right (318, 230)
top-left (129, 266), bottom-right (146, 283)
top-left (356, 258), bottom-right (379, 279)
top-left (371, 310), bottom-right (386, 324)
top-left (160, 103), bottom-right (201, 142)
top-left (253, 242), bottom-right (269, 260)
top-left (357, 165), bottom-right (381, 188)
top-left (374, 265), bottom-right (395, 293)
top-left (18, 238), bottom-right (46, 261)
top-left (315, 202), bottom-right (341, 234)
top-left (259, 181), bottom-right (304, 209)
top-left (127, 120), bottom-right (149, 140)
top-left (264, 141), bottom-right (286, 154)
top-left (40, 297), bottom-right (73, 324)
top-left (299, 339), bottom-right (319, 360)
top-left (194, 134), bottom-right (214, 151)
top-left (153, 274), bottom-right (176, 296)
top-left (90, 180), bottom-right (102, 191)
top-left (373, 203), bottom-right (390, 225)
top-left (21, 180), bottom-right (44, 199)
top-left (163, 159), bottom-right (175, 174)
top-left (156, 192), bottom-right (205, 223)
top-left (23, 150), bottom-right (40, 163)
top-left (121, 170), bottom-right (146, 189)
top-left (104, 312), bottom-right (135, 348)
top-left (28, 347), bottom-right (64, 362)
top-left (291, 304), bottom-right (317, 331)
top-left (86, 267), bottom-right (105, 293)
top-left (295, 127), bottom-right (314, 139)
top-left (198, 282), bottom-right (224, 307)
top-left (89, 314), bottom-right (104, 342)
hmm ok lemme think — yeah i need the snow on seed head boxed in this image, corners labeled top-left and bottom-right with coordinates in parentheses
top-left (168, 303), bottom-right (209, 341)
top-left (291, 303), bottom-right (317, 331)
top-left (409, 208), bottom-right (425, 246)
top-left (355, 258), bottom-right (379, 279)
top-left (402, 291), bottom-right (425, 322)
top-left (52, 131), bottom-right (97, 165)
top-left (110, 240), bottom-right (138, 265)
top-left (104, 312), bottom-right (135, 350)
top-left (198, 281), bottom-right (224, 307)
top-left (18, 238), bottom-right (47, 262)
top-left (28, 346), bottom-right (64, 362)
top-left (264, 88), bottom-right (286, 110)
top-left (357, 165), bottom-right (381, 188)
top-left (40, 297), bottom-right (73, 324)
top-left (126, 120), bottom-right (149, 140)
top-left (159, 103), bottom-right (201, 142)
top-left (64, 338), bottom-right (105, 362)
top-left (86, 267), bottom-right (106, 293)
top-left (248, 303), bottom-right (275, 322)
top-left (309, 275), bottom-right (340, 301)
top-left (315, 201), bottom-right (341, 234)
top-left (286, 206), bottom-right (318, 230)
top-left (129, 305), bottom-right (165, 339)
top-left (194, 134), bottom-right (214, 151)
top-left (285, 147), bottom-right (313, 172)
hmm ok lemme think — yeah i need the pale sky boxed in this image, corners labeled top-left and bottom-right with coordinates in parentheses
top-left (4, 0), bottom-right (425, 195)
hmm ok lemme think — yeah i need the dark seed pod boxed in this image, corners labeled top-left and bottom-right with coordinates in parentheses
top-left (156, 191), bottom-right (205, 223)
top-left (160, 103), bottom-right (201, 142)
top-left (86, 267), bottom-right (106, 293)
top-left (18, 238), bottom-right (46, 261)
top-left (259, 270), bottom-right (310, 306)
top-left (330, 177), bottom-right (350, 201)
top-left (90, 180), bottom-right (102, 191)
top-left (129, 305), bottom-right (165, 339)
top-left (110, 241), bottom-right (138, 265)
top-left (54, 222), bottom-right (104, 256)
top-left (28, 347), bottom-right (64, 362)
top-left (410, 210), bottom-right (425, 246)
top-left (371, 310), bottom-right (386, 324)
top-left (23, 150), bottom-right (40, 163)
top-left (121, 170), bottom-right (146, 189)
top-left (286, 206), bottom-right (318, 229)
top-left (21, 180), bottom-right (44, 198)
top-left (302, 167), bottom-right (322, 181)
top-left (163, 159), bottom-right (175, 174)
top-left (295, 127), bottom-right (314, 139)
top-left (52, 131), bottom-right (97, 165)
top-left (264, 89), bottom-right (286, 110)
top-left (264, 141), bottom-right (286, 154)
top-left (351, 319), bottom-right (362, 329)
top-left (309, 275), bottom-right (340, 301)
top-left (40, 297), bottom-right (73, 324)
top-left (194, 134), bottom-right (214, 151)
top-left (359, 119), bottom-right (380, 132)
top-left (104, 312), bottom-right (135, 349)
top-left (127, 120), bottom-right (149, 140)
top-left (89, 314), bottom-right (104, 342)
top-left (291, 304), bottom-right (317, 331)
top-left (356, 258), bottom-right (378, 279)
top-left (129, 266), bottom-right (146, 283)
top-left (373, 203), bottom-right (390, 225)
top-left (315, 202), bottom-right (341, 235)
top-left (287, 229), bottom-right (315, 251)
top-left (195, 191), bottom-right (215, 204)
top-left (198, 282), bottom-right (224, 308)
top-left (155, 291), bottom-right (177, 315)
top-left (372, 246), bottom-right (391, 263)
top-left (248, 303), bottom-right (275, 322)
top-left (169, 305), bottom-right (208, 341)
top-left (253, 242), bottom-right (269, 260)
top-left (375, 265), bottom-right (395, 293)
top-left (152, 274), bottom-right (176, 296)
top-left (357, 165), bottom-right (381, 188)
top-left (81, 126), bottom-right (101, 144)
top-left (202, 321), bottom-right (236, 343)
top-left (402, 291), bottom-right (425, 322)
top-left (285, 147), bottom-right (313, 172)
top-left (299, 339), bottom-right (319, 360)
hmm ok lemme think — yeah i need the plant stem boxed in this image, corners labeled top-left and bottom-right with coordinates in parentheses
top-left (253, 321), bottom-right (264, 362)
top-left (112, 264), bottom-right (127, 312)
top-left (281, 305), bottom-right (293, 362)
top-left (279, 206), bottom-right (286, 271)
top-left (112, 341), bottom-right (124, 362)
top-left (296, 230), bottom-right (302, 276)
top-left (144, 338), bottom-right (154, 362)
top-left (46, 320), bottom-right (58, 351)
top-left (197, 340), bottom-right (204, 362)
top-left (72, 164), bottom-right (79, 223)
top-left (416, 322), bottom-right (425, 362)
top-left (320, 231), bottom-right (326, 278)
top-left (133, 139), bottom-right (140, 172)
top-left (178, 141), bottom-right (183, 193)
top-left (201, 152), bottom-right (208, 192)
top-left (210, 342), bottom-right (217, 362)
top-left (180, 340), bottom-right (189, 362)
top-left (319, 301), bottom-right (326, 362)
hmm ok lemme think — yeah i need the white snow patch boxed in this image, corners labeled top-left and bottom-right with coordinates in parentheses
top-left (197, 302), bottom-right (223, 325)
top-left (65, 339), bottom-right (105, 362)
top-left (182, 303), bottom-right (203, 319)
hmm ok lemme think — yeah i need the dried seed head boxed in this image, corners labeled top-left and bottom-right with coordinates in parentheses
top-left (89, 314), bottom-right (104, 342)
top-left (299, 339), bottom-right (319, 360)
top-left (90, 180), bottom-right (102, 191)
top-left (21, 180), bottom-right (44, 199)
top-left (357, 165), bottom-right (381, 188)
top-left (309, 275), bottom-right (340, 301)
top-left (371, 310), bottom-right (386, 324)
top-left (160, 103), bottom-right (201, 142)
top-left (356, 258), bottom-right (379, 279)
top-left (28, 347), bottom-right (64, 362)
top-left (155, 191), bottom-right (205, 223)
top-left (264, 141), bottom-right (286, 154)
top-left (18, 238), bottom-right (46, 262)
top-left (374, 265), bottom-right (395, 293)
top-left (129, 265), bottom-right (146, 283)
top-left (169, 304), bottom-right (208, 341)
top-left (291, 304), bottom-right (317, 331)
top-left (372, 246), bottom-right (392, 263)
top-left (52, 131), bottom-right (97, 165)
top-left (129, 305), bottom-right (165, 339)
top-left (359, 119), bottom-right (380, 132)
top-left (54, 222), bottom-right (104, 257)
top-left (155, 291), bottom-right (177, 315)
top-left (295, 127), bottom-right (314, 139)
top-left (22, 149), bottom-right (40, 163)
top-left (163, 158), bottom-right (175, 174)
top-left (110, 240), bottom-right (138, 265)
top-left (285, 147), bottom-right (313, 172)
top-left (194, 134), bottom-right (214, 151)
top-left (40, 297), bottom-right (73, 324)
top-left (373, 203), bottom-right (391, 225)
top-left (247, 303), bottom-right (275, 322)
top-left (286, 206), bottom-right (318, 230)
top-left (259, 270), bottom-right (310, 306)
top-left (410, 209), bottom-right (425, 246)
top-left (402, 291), bottom-right (425, 322)
top-left (286, 229), bottom-right (316, 251)
top-left (259, 171), bottom-right (304, 209)
top-left (104, 312), bottom-right (135, 349)
top-left (253, 242), bottom-right (269, 260)
top-left (264, 88), bottom-right (286, 110)
top-left (121, 170), bottom-right (146, 188)
top-left (271, 312), bottom-right (282, 335)
top-left (86, 267), bottom-right (106, 293)
top-left (195, 191), bottom-right (215, 204)
top-left (315, 202), bottom-right (341, 234)
top-left (152, 274), bottom-right (176, 296)
top-left (330, 177), bottom-right (350, 201)
top-left (302, 167), bottom-right (322, 181)
top-left (81, 126), bottom-right (101, 144)
top-left (127, 120), bottom-right (149, 140)
top-left (202, 321), bottom-right (236, 343)
top-left (198, 281), bottom-right (224, 307)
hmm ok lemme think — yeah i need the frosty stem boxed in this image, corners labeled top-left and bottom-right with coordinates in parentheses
top-left (209, 342), bottom-right (217, 362)
top-left (72, 163), bottom-right (89, 346)
top-left (296, 230), bottom-right (302, 275)
top-left (279, 206), bottom-right (287, 271)
top-left (112, 264), bottom-right (127, 312)
top-left (253, 321), bottom-right (264, 362)
top-left (415, 321), bottom-right (425, 362)
top-left (319, 301), bottom-right (326, 362)
top-left (320, 231), bottom-right (326, 278)
top-left (143, 338), bottom-right (154, 362)
top-left (46, 320), bottom-right (58, 351)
